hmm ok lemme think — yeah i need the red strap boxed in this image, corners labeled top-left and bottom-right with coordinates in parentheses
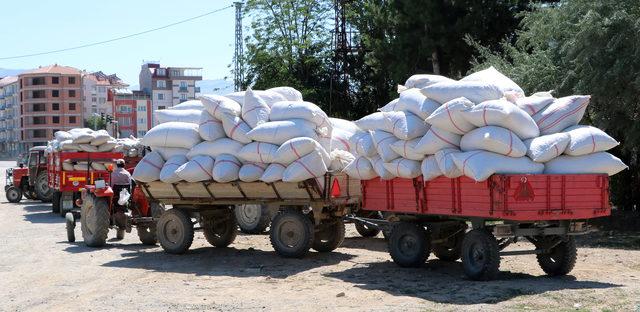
top-left (445, 104), bottom-right (465, 133)
top-left (142, 158), bottom-right (162, 170)
top-left (289, 141), bottom-right (301, 159)
top-left (461, 151), bottom-right (484, 177)
top-left (294, 159), bottom-right (315, 178)
top-left (229, 120), bottom-right (242, 138)
top-left (216, 159), bottom-right (241, 168)
top-left (505, 131), bottom-right (513, 157)
top-left (430, 128), bottom-right (458, 147)
top-left (590, 130), bottom-right (597, 153)
top-left (192, 159), bottom-right (213, 178)
top-left (482, 106), bottom-right (489, 126)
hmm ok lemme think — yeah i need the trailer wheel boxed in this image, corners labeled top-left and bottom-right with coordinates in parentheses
top-left (34, 171), bottom-right (53, 202)
top-left (388, 222), bottom-right (431, 267)
top-left (235, 204), bottom-right (270, 234)
top-left (536, 236), bottom-right (577, 276)
top-left (6, 186), bottom-right (22, 203)
top-left (312, 219), bottom-right (345, 252)
top-left (80, 195), bottom-right (110, 247)
top-left (157, 209), bottom-right (194, 254)
top-left (270, 209), bottom-right (314, 258)
top-left (137, 202), bottom-right (164, 245)
top-left (433, 230), bottom-right (465, 262)
top-left (66, 213), bottom-right (76, 243)
top-left (51, 191), bottom-right (61, 213)
top-left (461, 229), bottom-right (500, 281)
top-left (202, 209), bottom-right (237, 248)
top-left (355, 222), bottom-right (381, 238)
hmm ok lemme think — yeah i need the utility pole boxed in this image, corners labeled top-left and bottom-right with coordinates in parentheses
top-left (234, 2), bottom-right (244, 92)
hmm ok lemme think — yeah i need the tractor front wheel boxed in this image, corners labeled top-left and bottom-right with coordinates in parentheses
top-left (80, 194), bottom-right (110, 247)
top-left (5, 186), bottom-right (22, 203)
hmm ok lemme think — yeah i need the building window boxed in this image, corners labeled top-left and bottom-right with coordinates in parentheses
top-left (119, 105), bottom-right (132, 113)
top-left (118, 117), bottom-right (131, 126)
top-left (69, 116), bottom-right (77, 123)
top-left (137, 105), bottom-right (146, 112)
top-left (97, 86), bottom-right (106, 93)
top-left (137, 130), bottom-right (146, 137)
top-left (69, 103), bottom-right (76, 110)
top-left (33, 116), bottom-right (46, 125)
top-left (180, 93), bottom-right (187, 101)
top-left (32, 77), bottom-right (45, 85)
top-left (52, 77), bottom-right (59, 84)
top-left (138, 118), bottom-right (145, 124)
top-left (99, 98), bottom-right (106, 104)
top-left (69, 90), bottom-right (76, 97)
top-left (52, 103), bottom-right (59, 110)
top-left (32, 103), bottom-right (46, 112)
top-left (68, 77), bottom-right (76, 84)
top-left (171, 70), bottom-right (179, 76)
top-left (92, 97), bottom-right (97, 102)
top-left (158, 106), bottom-right (166, 110)
top-left (157, 93), bottom-right (164, 100)
top-left (156, 68), bottom-right (166, 76)
top-left (157, 80), bottom-right (166, 88)
top-left (52, 90), bottom-right (59, 98)
top-left (32, 129), bottom-right (47, 138)
top-left (52, 116), bottom-right (60, 124)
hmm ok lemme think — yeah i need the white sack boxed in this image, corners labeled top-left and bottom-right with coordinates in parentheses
top-left (90, 130), bottom-right (112, 146)
top-left (460, 126), bottom-right (527, 157)
top-left (219, 113), bottom-right (252, 144)
top-left (171, 100), bottom-right (203, 110)
top-left (159, 155), bottom-right (188, 183)
top-left (224, 90), bottom-right (287, 108)
top-left (532, 95), bottom-right (591, 135)
top-left (378, 98), bottom-right (402, 113)
top-left (54, 131), bottom-right (73, 142)
top-left (152, 147), bottom-right (189, 161)
top-left (282, 151), bottom-right (328, 182)
top-left (247, 119), bottom-right (317, 145)
top-left (369, 155), bottom-right (395, 180)
top-left (421, 81), bottom-right (503, 104)
top-left (238, 142), bottom-right (278, 163)
top-left (211, 154), bottom-right (242, 183)
top-left (78, 144), bottom-right (99, 152)
top-left (421, 156), bottom-right (442, 181)
top-left (414, 127), bottom-right (461, 155)
top-left (186, 139), bottom-right (244, 159)
top-left (242, 88), bottom-right (271, 128)
top-left (155, 109), bottom-right (201, 124)
top-left (461, 99), bottom-right (539, 139)
top-left (62, 161), bottom-right (74, 171)
top-left (355, 112), bottom-right (390, 132)
top-left (383, 158), bottom-right (421, 179)
top-left (91, 162), bottom-right (107, 171)
top-left (351, 131), bottom-right (377, 157)
top-left (329, 150), bottom-right (355, 171)
top-left (70, 128), bottom-right (95, 144)
top-left (563, 125), bottom-right (619, 156)
top-left (397, 88), bottom-right (441, 119)
top-left (267, 87), bottom-right (303, 101)
top-left (199, 94), bottom-right (242, 119)
top-left (513, 95), bottom-right (554, 116)
top-left (198, 111), bottom-right (225, 141)
top-left (452, 151), bottom-right (544, 182)
top-left (260, 163), bottom-right (287, 183)
top-left (329, 118), bottom-right (361, 134)
top-left (175, 155), bottom-right (214, 182)
top-left (460, 66), bottom-right (524, 96)
top-left (544, 152), bottom-right (627, 176)
top-left (142, 122), bottom-right (201, 149)
top-left (390, 138), bottom-right (425, 161)
top-left (60, 140), bottom-right (80, 151)
top-left (331, 128), bottom-right (356, 153)
top-left (372, 130), bottom-right (400, 162)
top-left (384, 111), bottom-right (430, 140)
top-left (269, 101), bottom-right (331, 136)
top-left (239, 163), bottom-right (268, 182)
top-left (97, 141), bottom-right (117, 152)
top-left (425, 97), bottom-right (475, 135)
top-left (274, 137), bottom-right (331, 166)
top-left (74, 163), bottom-right (89, 171)
top-left (344, 156), bottom-right (377, 180)
top-left (523, 133), bottom-right (570, 163)
top-left (434, 148), bottom-right (463, 178)
top-left (402, 74), bottom-right (454, 90)
top-left (132, 151), bottom-right (165, 182)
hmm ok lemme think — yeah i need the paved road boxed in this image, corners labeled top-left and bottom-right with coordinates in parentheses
top-left (0, 160), bottom-right (639, 311)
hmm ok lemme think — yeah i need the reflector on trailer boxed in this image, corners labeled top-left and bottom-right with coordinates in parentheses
top-left (331, 179), bottom-right (341, 198)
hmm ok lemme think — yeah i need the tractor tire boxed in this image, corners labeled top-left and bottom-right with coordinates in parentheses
top-left (202, 209), bottom-right (237, 248)
top-left (5, 186), bottom-right (22, 203)
top-left (34, 171), bottom-right (53, 202)
top-left (536, 236), bottom-right (577, 276)
top-left (235, 204), bottom-right (270, 234)
top-left (312, 219), bottom-right (346, 252)
top-left (269, 208), bottom-right (314, 258)
top-left (157, 209), bottom-right (194, 254)
top-left (461, 229), bottom-right (500, 281)
top-left (66, 213), bottom-right (76, 243)
top-left (354, 221), bottom-right (381, 238)
top-left (51, 191), bottom-right (61, 213)
top-left (23, 187), bottom-right (35, 200)
top-left (137, 202), bottom-right (164, 245)
top-left (80, 195), bottom-right (110, 247)
top-left (388, 222), bottom-right (431, 268)
top-left (116, 228), bottom-right (125, 240)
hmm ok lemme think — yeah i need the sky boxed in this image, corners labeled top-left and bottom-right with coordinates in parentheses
top-left (0, 0), bottom-right (240, 86)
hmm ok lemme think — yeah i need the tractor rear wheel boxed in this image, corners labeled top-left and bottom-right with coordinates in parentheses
top-left (51, 191), bottom-right (61, 213)
top-left (235, 204), bottom-right (270, 234)
top-left (137, 202), bottom-right (164, 245)
top-left (80, 194), bottom-right (110, 247)
top-left (34, 171), bottom-right (53, 202)
top-left (269, 209), bottom-right (314, 258)
top-left (157, 209), bottom-right (194, 254)
top-left (312, 219), bottom-right (345, 252)
top-left (5, 186), bottom-right (22, 203)
top-left (202, 209), bottom-right (237, 248)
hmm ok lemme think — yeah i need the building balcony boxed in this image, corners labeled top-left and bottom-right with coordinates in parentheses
top-left (178, 87), bottom-right (188, 92)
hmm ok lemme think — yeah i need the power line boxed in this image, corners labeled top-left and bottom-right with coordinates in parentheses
top-left (0, 5), bottom-right (233, 60)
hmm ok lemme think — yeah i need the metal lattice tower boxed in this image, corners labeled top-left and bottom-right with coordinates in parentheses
top-left (330, 0), bottom-right (360, 114)
top-left (234, 2), bottom-right (244, 92)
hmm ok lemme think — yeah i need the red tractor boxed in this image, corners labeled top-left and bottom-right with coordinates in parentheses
top-left (5, 146), bottom-right (53, 203)
top-left (66, 172), bottom-right (163, 247)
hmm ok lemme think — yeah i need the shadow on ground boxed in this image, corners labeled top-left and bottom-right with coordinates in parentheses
top-left (20, 202), bottom-right (63, 224)
top-left (340, 236), bottom-right (388, 253)
top-left (576, 231), bottom-right (640, 250)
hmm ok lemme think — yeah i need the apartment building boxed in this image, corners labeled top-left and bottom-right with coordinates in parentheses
top-left (19, 65), bottom-right (83, 149)
top-left (138, 62), bottom-right (201, 125)
top-left (111, 88), bottom-right (152, 138)
top-left (0, 76), bottom-right (20, 155)
top-left (82, 71), bottom-right (127, 119)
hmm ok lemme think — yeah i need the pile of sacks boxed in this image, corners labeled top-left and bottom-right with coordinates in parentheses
top-left (133, 87), bottom-right (342, 186)
top-left (344, 66), bottom-right (627, 182)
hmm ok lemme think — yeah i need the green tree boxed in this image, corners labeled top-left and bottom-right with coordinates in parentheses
top-left (470, 0), bottom-right (640, 209)
top-left (85, 115), bottom-right (107, 131)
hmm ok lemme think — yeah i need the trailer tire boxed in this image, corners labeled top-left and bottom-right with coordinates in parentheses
top-left (270, 209), bottom-right (314, 258)
top-left (80, 195), bottom-right (110, 247)
top-left (202, 209), bottom-right (237, 248)
top-left (235, 204), bottom-right (270, 234)
top-left (433, 230), bottom-right (465, 262)
top-left (312, 219), bottom-right (345, 252)
top-left (6, 186), bottom-right (22, 203)
top-left (51, 191), bottom-right (61, 213)
top-left (137, 202), bottom-right (164, 245)
top-left (536, 236), bottom-right (577, 276)
top-left (461, 229), bottom-right (500, 281)
top-left (66, 213), bottom-right (76, 243)
top-left (157, 209), bottom-right (194, 254)
top-left (34, 171), bottom-right (53, 202)
top-left (388, 222), bottom-right (431, 268)
top-left (355, 222), bottom-right (381, 238)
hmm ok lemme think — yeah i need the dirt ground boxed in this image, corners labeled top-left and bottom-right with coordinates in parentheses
top-left (0, 160), bottom-right (639, 312)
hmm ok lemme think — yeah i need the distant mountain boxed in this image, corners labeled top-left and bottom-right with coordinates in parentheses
top-left (0, 68), bottom-right (26, 77)
top-left (197, 79), bottom-right (234, 95)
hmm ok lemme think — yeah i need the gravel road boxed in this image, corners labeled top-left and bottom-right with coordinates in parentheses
top-left (0, 160), bottom-right (638, 311)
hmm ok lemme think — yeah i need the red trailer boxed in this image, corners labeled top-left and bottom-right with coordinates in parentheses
top-left (359, 174), bottom-right (610, 280)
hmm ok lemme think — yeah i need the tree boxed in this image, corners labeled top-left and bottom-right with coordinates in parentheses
top-left (85, 115), bottom-right (107, 131)
top-left (470, 0), bottom-right (640, 210)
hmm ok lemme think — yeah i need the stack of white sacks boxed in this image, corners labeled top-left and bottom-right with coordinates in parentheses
top-left (133, 87), bottom-right (346, 186)
top-left (344, 66), bottom-right (627, 182)
top-left (47, 128), bottom-right (145, 171)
